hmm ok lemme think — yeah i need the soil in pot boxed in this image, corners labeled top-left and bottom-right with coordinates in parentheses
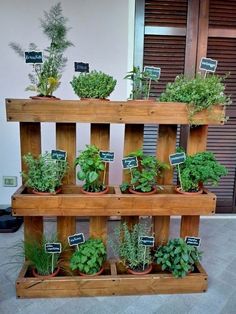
top-left (32, 267), bottom-right (60, 278)
top-left (127, 264), bottom-right (153, 275)
top-left (175, 186), bottom-right (203, 195)
top-left (30, 95), bottom-right (60, 100)
top-left (78, 267), bottom-right (104, 276)
top-left (128, 186), bottom-right (157, 195)
top-left (81, 186), bottom-right (109, 195)
top-left (32, 187), bottom-right (62, 196)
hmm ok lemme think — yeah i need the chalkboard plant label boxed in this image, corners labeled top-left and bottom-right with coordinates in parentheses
top-left (74, 62), bottom-right (89, 72)
top-left (169, 152), bottom-right (186, 166)
top-left (144, 66), bottom-right (161, 80)
top-left (122, 157), bottom-right (138, 169)
top-left (45, 243), bottom-right (62, 254)
top-left (185, 236), bottom-right (201, 247)
top-left (139, 236), bottom-right (155, 247)
top-left (25, 51), bottom-right (43, 64)
top-left (68, 233), bottom-right (85, 247)
top-left (199, 57), bottom-right (218, 73)
top-left (99, 151), bottom-right (115, 162)
top-left (51, 150), bottom-right (67, 161)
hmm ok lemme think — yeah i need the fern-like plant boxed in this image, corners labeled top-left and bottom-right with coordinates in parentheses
top-left (9, 3), bottom-right (73, 97)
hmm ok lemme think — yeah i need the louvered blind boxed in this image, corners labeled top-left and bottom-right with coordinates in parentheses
top-left (209, 0), bottom-right (236, 28)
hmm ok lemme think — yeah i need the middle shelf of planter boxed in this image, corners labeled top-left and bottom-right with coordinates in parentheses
top-left (12, 185), bottom-right (216, 216)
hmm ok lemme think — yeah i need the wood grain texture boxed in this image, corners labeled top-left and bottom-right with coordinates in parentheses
top-left (197, 0), bottom-right (209, 70)
top-left (154, 125), bottom-right (177, 245)
top-left (180, 125), bottom-right (209, 238)
top-left (20, 122), bottom-right (43, 242)
top-left (6, 99), bottom-right (225, 125)
top-left (56, 123), bottom-right (76, 255)
top-left (90, 123), bottom-right (110, 243)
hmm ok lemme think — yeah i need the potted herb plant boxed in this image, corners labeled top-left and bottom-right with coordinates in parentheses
top-left (70, 70), bottom-right (117, 100)
top-left (70, 238), bottom-right (106, 276)
top-left (22, 152), bottom-right (68, 195)
top-left (124, 66), bottom-right (158, 100)
top-left (75, 145), bottom-right (108, 195)
top-left (23, 235), bottom-right (62, 278)
top-left (155, 238), bottom-right (202, 278)
top-left (9, 3), bottom-right (73, 99)
top-left (110, 222), bottom-right (153, 275)
top-left (176, 151), bottom-right (227, 195)
top-left (120, 149), bottom-right (167, 195)
top-left (159, 74), bottom-right (230, 123)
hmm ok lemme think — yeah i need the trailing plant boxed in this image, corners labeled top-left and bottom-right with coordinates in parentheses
top-left (178, 151), bottom-right (227, 192)
top-left (9, 3), bottom-right (73, 97)
top-left (120, 149), bottom-right (167, 193)
top-left (70, 238), bottom-right (106, 275)
top-left (70, 70), bottom-right (117, 99)
top-left (110, 222), bottom-right (152, 271)
top-left (75, 145), bottom-right (105, 192)
top-left (159, 74), bottom-right (230, 123)
top-left (23, 235), bottom-right (62, 276)
top-left (124, 66), bottom-right (158, 100)
top-left (155, 238), bottom-right (202, 278)
top-left (22, 152), bottom-right (68, 193)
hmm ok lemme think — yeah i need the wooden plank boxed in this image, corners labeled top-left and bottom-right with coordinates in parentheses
top-left (16, 262), bottom-right (207, 298)
top-left (154, 125), bottom-right (177, 245)
top-left (56, 123), bottom-right (76, 257)
top-left (6, 99), bottom-right (225, 125)
top-left (123, 124), bottom-right (144, 226)
top-left (90, 124), bottom-right (110, 243)
top-left (180, 125), bottom-right (208, 238)
top-left (20, 122), bottom-right (43, 243)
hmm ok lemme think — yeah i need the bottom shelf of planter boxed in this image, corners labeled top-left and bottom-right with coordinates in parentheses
top-left (16, 261), bottom-right (208, 298)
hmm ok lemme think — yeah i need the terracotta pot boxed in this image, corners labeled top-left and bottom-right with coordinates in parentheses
top-left (32, 187), bottom-right (62, 196)
top-left (30, 96), bottom-right (60, 100)
top-left (78, 267), bottom-right (104, 276)
top-left (127, 264), bottom-right (153, 275)
top-left (32, 267), bottom-right (60, 278)
top-left (175, 186), bottom-right (203, 195)
top-left (128, 186), bottom-right (157, 195)
top-left (81, 186), bottom-right (109, 195)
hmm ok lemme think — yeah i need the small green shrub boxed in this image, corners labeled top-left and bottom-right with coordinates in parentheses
top-left (70, 238), bottom-right (106, 274)
top-left (70, 70), bottom-right (117, 99)
top-left (22, 152), bottom-right (68, 193)
top-left (75, 145), bottom-right (105, 192)
top-left (155, 238), bottom-right (202, 278)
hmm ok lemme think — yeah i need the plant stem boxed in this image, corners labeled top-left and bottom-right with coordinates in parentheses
top-left (177, 164), bottom-right (183, 190)
top-left (51, 253), bottom-right (54, 274)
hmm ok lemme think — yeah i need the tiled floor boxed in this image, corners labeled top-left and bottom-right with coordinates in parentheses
top-left (0, 217), bottom-right (236, 314)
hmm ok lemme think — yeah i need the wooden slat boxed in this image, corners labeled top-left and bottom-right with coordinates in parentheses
top-left (90, 124), bottom-right (110, 243)
top-left (20, 122), bottom-right (43, 243)
top-left (6, 99), bottom-right (225, 125)
top-left (154, 125), bottom-right (177, 245)
top-left (56, 123), bottom-right (76, 256)
top-left (180, 125), bottom-right (208, 238)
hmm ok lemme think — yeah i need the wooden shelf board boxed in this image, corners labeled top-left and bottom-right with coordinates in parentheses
top-left (12, 185), bottom-right (216, 216)
top-left (16, 262), bottom-right (207, 298)
top-left (6, 99), bottom-right (225, 125)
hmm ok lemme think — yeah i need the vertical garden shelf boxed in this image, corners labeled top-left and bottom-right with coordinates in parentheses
top-left (6, 99), bottom-right (224, 298)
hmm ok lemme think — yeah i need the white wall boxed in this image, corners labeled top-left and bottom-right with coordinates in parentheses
top-left (0, 0), bottom-right (135, 204)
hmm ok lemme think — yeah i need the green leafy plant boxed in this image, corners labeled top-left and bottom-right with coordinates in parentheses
top-left (110, 222), bottom-right (152, 271)
top-left (23, 235), bottom-right (62, 276)
top-left (124, 66), bottom-right (158, 100)
top-left (178, 151), bottom-right (227, 192)
top-left (120, 149), bottom-right (167, 193)
top-left (22, 152), bottom-right (68, 193)
top-left (155, 238), bottom-right (202, 278)
top-left (75, 145), bottom-right (105, 192)
top-left (70, 238), bottom-right (106, 275)
top-left (70, 70), bottom-right (117, 99)
top-left (9, 3), bottom-right (73, 97)
top-left (160, 74), bottom-right (230, 123)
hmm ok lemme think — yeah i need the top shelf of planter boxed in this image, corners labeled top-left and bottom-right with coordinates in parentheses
top-left (5, 99), bottom-right (225, 125)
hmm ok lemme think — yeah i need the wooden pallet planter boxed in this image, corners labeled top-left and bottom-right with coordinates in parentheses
top-left (6, 99), bottom-right (223, 298)
top-left (16, 262), bottom-right (207, 298)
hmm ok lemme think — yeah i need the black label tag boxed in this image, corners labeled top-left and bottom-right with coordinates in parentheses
top-left (74, 62), bottom-right (89, 72)
top-left (122, 157), bottom-right (138, 169)
top-left (139, 236), bottom-right (155, 247)
top-left (25, 51), bottom-right (43, 64)
top-left (45, 243), bottom-right (62, 253)
top-left (51, 150), bottom-right (67, 161)
top-left (68, 233), bottom-right (85, 246)
top-left (144, 66), bottom-right (161, 80)
top-left (200, 57), bottom-right (217, 72)
top-left (99, 151), bottom-right (115, 162)
top-left (169, 152), bottom-right (186, 166)
top-left (185, 236), bottom-right (201, 247)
